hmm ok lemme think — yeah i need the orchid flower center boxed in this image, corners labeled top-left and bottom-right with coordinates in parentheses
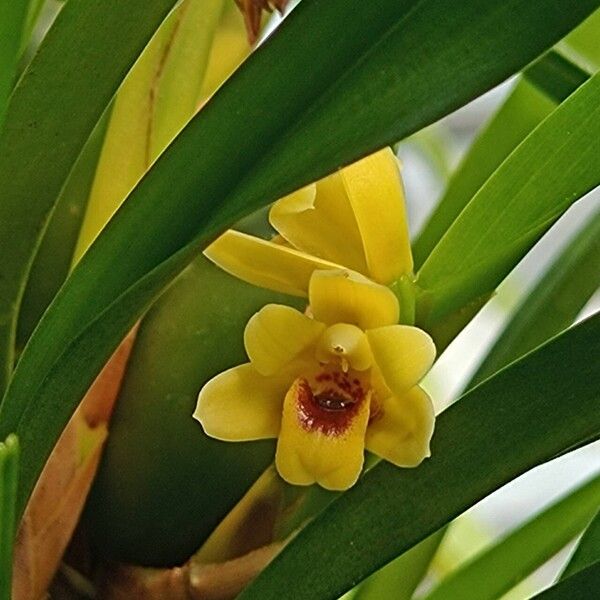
top-left (295, 368), bottom-right (369, 436)
top-left (315, 323), bottom-right (373, 372)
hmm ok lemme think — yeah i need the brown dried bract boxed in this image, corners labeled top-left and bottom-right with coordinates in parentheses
top-left (12, 328), bottom-right (138, 600)
top-left (235, 0), bottom-right (289, 43)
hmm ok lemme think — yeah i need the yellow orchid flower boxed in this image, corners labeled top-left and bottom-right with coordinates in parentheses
top-left (194, 268), bottom-right (436, 491)
top-left (204, 147), bottom-right (413, 296)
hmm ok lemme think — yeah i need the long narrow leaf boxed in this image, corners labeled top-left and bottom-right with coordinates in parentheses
top-left (2, 0), bottom-right (597, 521)
top-left (417, 71), bottom-right (600, 326)
top-left (0, 434), bottom-right (19, 600)
top-left (16, 112), bottom-right (110, 351)
top-left (471, 210), bottom-right (600, 384)
top-left (354, 530), bottom-right (446, 600)
top-left (525, 50), bottom-right (591, 103)
top-left (239, 313), bottom-right (600, 599)
top-left (411, 195), bottom-right (600, 600)
top-left (73, 0), bottom-right (225, 261)
top-left (413, 50), bottom-right (589, 268)
top-left (561, 510), bottom-right (600, 579)
top-left (0, 0), bottom-right (180, 394)
top-left (531, 561), bottom-right (600, 599)
top-left (21, 0), bottom-right (47, 52)
top-left (561, 8), bottom-right (600, 70)
top-left (0, 0), bottom-right (28, 126)
top-left (421, 473), bottom-right (600, 600)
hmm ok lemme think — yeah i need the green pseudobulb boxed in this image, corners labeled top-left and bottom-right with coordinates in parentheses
top-left (86, 247), bottom-right (302, 567)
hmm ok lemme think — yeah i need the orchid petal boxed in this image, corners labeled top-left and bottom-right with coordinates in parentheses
top-left (194, 363), bottom-right (294, 441)
top-left (366, 386), bottom-right (435, 467)
top-left (309, 269), bottom-right (399, 330)
top-left (204, 230), bottom-right (341, 297)
top-left (341, 148), bottom-right (413, 283)
top-left (275, 378), bottom-right (370, 490)
top-left (269, 176), bottom-right (368, 273)
top-left (367, 325), bottom-right (436, 395)
top-left (245, 304), bottom-right (325, 376)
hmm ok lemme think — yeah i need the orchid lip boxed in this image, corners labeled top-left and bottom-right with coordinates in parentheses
top-left (294, 374), bottom-right (367, 436)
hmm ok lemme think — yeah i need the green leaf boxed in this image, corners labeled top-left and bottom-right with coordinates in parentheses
top-left (21, 0), bottom-right (47, 51)
top-left (16, 110), bottom-right (110, 352)
top-left (0, 0), bottom-right (180, 394)
top-left (0, 434), bottom-right (19, 600)
top-left (412, 50), bottom-right (589, 270)
top-left (421, 474), bottom-right (600, 600)
top-left (354, 530), bottom-right (446, 600)
top-left (561, 7), bottom-right (600, 70)
top-left (2, 0), bottom-right (598, 522)
top-left (416, 71), bottom-right (600, 327)
top-left (525, 50), bottom-right (590, 103)
top-left (0, 0), bottom-right (29, 125)
top-left (413, 79), bottom-right (553, 270)
top-left (561, 510), bottom-right (600, 579)
top-left (471, 210), bottom-right (600, 384)
top-left (239, 313), bottom-right (600, 599)
top-left (531, 561), bottom-right (600, 599)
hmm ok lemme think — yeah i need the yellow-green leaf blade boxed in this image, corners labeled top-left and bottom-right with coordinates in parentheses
top-left (422, 474), bottom-right (600, 600)
top-left (417, 72), bottom-right (600, 326)
top-left (0, 434), bottom-right (19, 600)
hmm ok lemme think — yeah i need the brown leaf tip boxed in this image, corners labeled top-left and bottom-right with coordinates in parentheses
top-left (235, 0), bottom-right (289, 44)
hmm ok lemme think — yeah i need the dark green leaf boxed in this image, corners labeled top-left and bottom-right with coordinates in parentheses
top-left (0, 0), bottom-right (180, 393)
top-left (561, 510), bottom-right (600, 579)
top-left (416, 72), bottom-right (600, 326)
top-left (2, 0), bottom-right (598, 521)
top-left (0, 0), bottom-right (29, 125)
top-left (531, 561), bottom-right (600, 599)
top-left (422, 473), bottom-right (600, 600)
top-left (16, 110), bottom-right (110, 352)
top-left (471, 210), bottom-right (600, 384)
top-left (0, 434), bottom-right (19, 600)
top-left (240, 314), bottom-right (600, 599)
top-left (525, 50), bottom-right (590, 103)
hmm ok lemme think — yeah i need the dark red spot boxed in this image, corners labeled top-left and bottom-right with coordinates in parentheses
top-left (295, 377), bottom-right (365, 436)
top-left (315, 373), bottom-right (332, 382)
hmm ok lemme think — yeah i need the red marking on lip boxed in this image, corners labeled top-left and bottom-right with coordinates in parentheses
top-left (315, 373), bottom-right (332, 383)
top-left (295, 374), bottom-right (366, 436)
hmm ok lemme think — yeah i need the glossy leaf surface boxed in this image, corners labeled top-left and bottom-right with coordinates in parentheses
top-left (413, 49), bottom-right (590, 269)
